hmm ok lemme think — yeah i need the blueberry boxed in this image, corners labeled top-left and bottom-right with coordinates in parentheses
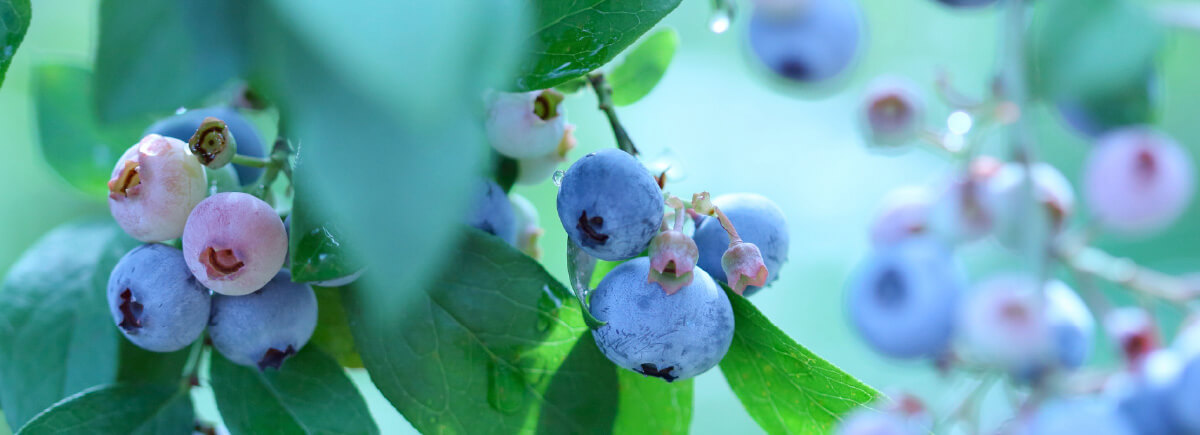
top-left (846, 238), bottom-right (964, 359)
top-left (1025, 398), bottom-right (1135, 435)
top-left (927, 156), bottom-right (1004, 244)
top-left (860, 76), bottom-right (925, 147)
top-left (1168, 357), bottom-right (1200, 432)
top-left (1112, 350), bottom-right (1187, 435)
top-left (747, 0), bottom-right (862, 83)
top-left (835, 410), bottom-right (913, 435)
top-left (509, 193), bottom-right (544, 259)
top-left (1043, 281), bottom-right (1094, 371)
top-left (182, 192), bottom-right (288, 296)
top-left (933, 0), bottom-right (998, 8)
top-left (145, 106), bottom-right (266, 185)
top-left (589, 257), bottom-right (734, 382)
top-left (987, 162), bottom-right (1075, 249)
top-left (869, 186), bottom-right (932, 247)
top-left (1083, 127), bottom-right (1195, 235)
top-left (556, 149), bottom-right (663, 261)
top-left (694, 193), bottom-right (789, 295)
top-left (209, 269), bottom-right (317, 370)
top-left (515, 124), bottom-right (575, 186)
top-left (107, 244), bottom-right (210, 352)
top-left (466, 179), bottom-right (517, 246)
top-left (108, 134), bottom-right (208, 242)
top-left (485, 90), bottom-right (567, 159)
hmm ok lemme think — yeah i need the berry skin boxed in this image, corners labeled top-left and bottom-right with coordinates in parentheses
top-left (182, 192), bottom-right (288, 296)
top-left (466, 179), bottom-right (517, 246)
top-left (209, 269), bottom-right (317, 370)
top-left (107, 244), bottom-right (211, 352)
top-left (694, 193), bottom-right (789, 295)
top-left (835, 411), bottom-right (913, 435)
top-left (869, 186), bottom-right (933, 246)
top-left (589, 257), bottom-right (735, 382)
top-left (1083, 128), bottom-right (1195, 235)
top-left (860, 76), bottom-right (925, 147)
top-left (1024, 398), bottom-right (1135, 435)
top-left (932, 0), bottom-right (999, 8)
top-left (747, 0), bottom-right (862, 83)
top-left (108, 134), bottom-right (208, 242)
top-left (1168, 357), bottom-right (1200, 432)
top-left (1111, 350), bottom-right (1187, 435)
top-left (485, 90), bottom-right (567, 159)
top-left (846, 238), bottom-right (964, 359)
top-left (1042, 281), bottom-right (1094, 371)
top-left (556, 149), bottom-right (664, 261)
top-left (145, 106), bottom-right (266, 184)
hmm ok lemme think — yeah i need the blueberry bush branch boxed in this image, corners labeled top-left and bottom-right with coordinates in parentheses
top-left (587, 72), bottom-right (640, 156)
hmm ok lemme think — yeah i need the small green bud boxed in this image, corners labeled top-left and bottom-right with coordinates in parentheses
top-left (189, 117), bottom-right (238, 169)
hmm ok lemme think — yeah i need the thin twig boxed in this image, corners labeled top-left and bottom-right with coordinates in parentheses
top-left (587, 73), bottom-right (639, 156)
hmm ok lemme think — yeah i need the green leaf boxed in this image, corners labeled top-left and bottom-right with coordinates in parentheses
top-left (719, 287), bottom-right (879, 434)
top-left (288, 157), bottom-right (364, 283)
top-left (0, 0), bottom-right (30, 89)
top-left (513, 0), bottom-right (684, 91)
top-left (210, 346), bottom-right (378, 434)
top-left (94, 0), bottom-right (245, 122)
top-left (614, 370), bottom-right (693, 435)
top-left (608, 28), bottom-right (679, 106)
top-left (15, 384), bottom-right (192, 435)
top-left (32, 64), bottom-right (144, 197)
top-left (1028, 0), bottom-right (1163, 101)
top-left (0, 220), bottom-right (140, 428)
top-left (311, 286), bottom-right (362, 368)
top-left (243, 1), bottom-right (526, 322)
top-left (343, 229), bottom-right (620, 433)
top-left (116, 339), bottom-right (193, 385)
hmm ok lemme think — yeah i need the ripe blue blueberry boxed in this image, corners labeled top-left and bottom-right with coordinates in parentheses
top-left (694, 193), bottom-right (789, 295)
top-left (556, 149), bottom-right (663, 261)
top-left (466, 179), bottom-right (517, 246)
top-left (1112, 350), bottom-right (1187, 435)
top-left (1024, 398), bottom-right (1134, 435)
top-left (1043, 281), bottom-right (1094, 371)
top-left (107, 244), bottom-right (210, 352)
top-left (589, 257), bottom-right (734, 382)
top-left (846, 238), bottom-right (964, 359)
top-left (747, 0), bottom-right (863, 83)
top-left (145, 106), bottom-right (267, 185)
top-left (1168, 357), bottom-right (1200, 432)
top-left (209, 269), bottom-right (318, 370)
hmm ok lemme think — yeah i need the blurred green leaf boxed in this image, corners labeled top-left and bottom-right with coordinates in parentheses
top-left (210, 347), bottom-right (378, 434)
top-left (288, 157), bottom-right (364, 283)
top-left (554, 77), bottom-right (589, 94)
top-left (15, 384), bottom-right (192, 435)
top-left (311, 286), bottom-right (363, 368)
top-left (116, 339), bottom-right (192, 385)
top-left (1056, 70), bottom-right (1156, 137)
top-left (0, 0), bottom-right (30, 89)
top-left (719, 287), bottom-right (879, 434)
top-left (342, 229), bottom-right (619, 433)
top-left (241, 0), bottom-right (527, 326)
top-left (32, 64), bottom-right (144, 197)
top-left (1028, 0), bottom-right (1163, 101)
top-left (0, 220), bottom-right (138, 428)
top-left (513, 0), bottom-right (683, 91)
top-left (614, 370), bottom-right (693, 434)
top-left (94, 0), bottom-right (245, 122)
top-left (609, 28), bottom-right (679, 106)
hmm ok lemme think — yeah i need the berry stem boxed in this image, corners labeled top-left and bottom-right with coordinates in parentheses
top-left (243, 137), bottom-right (293, 200)
top-left (231, 154), bottom-right (270, 168)
top-left (179, 335), bottom-right (207, 389)
top-left (712, 206), bottom-right (743, 246)
top-left (1055, 240), bottom-right (1200, 306)
top-left (587, 72), bottom-right (640, 156)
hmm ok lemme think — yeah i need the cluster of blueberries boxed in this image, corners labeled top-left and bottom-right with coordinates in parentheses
top-left (105, 108), bottom-right (319, 370)
top-left (473, 90), bottom-right (791, 382)
top-left (827, 2), bottom-right (1197, 432)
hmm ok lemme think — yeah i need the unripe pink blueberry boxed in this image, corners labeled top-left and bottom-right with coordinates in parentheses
top-left (182, 192), bottom-right (287, 295)
top-left (108, 134), bottom-right (208, 242)
top-left (515, 124), bottom-right (576, 185)
top-left (860, 76), bottom-right (925, 147)
top-left (959, 275), bottom-right (1056, 371)
top-left (1084, 127), bottom-right (1195, 235)
top-left (509, 193), bottom-right (544, 259)
top-left (1106, 307), bottom-right (1160, 371)
top-left (485, 90), bottom-right (567, 159)
top-left (869, 186), bottom-right (932, 246)
top-left (988, 162), bottom-right (1076, 249)
top-left (928, 156), bottom-right (1004, 244)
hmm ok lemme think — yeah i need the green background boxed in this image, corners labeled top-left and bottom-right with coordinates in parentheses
top-left (2, 0), bottom-right (1198, 433)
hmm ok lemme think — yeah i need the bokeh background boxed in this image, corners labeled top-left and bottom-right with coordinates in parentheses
top-left (2, 0), bottom-right (1198, 433)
